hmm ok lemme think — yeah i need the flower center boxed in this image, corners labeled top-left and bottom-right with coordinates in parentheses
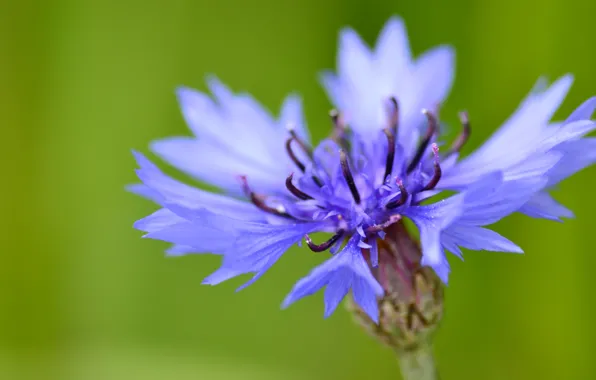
top-left (239, 99), bottom-right (473, 255)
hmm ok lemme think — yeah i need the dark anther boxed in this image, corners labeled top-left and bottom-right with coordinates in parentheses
top-left (448, 111), bottom-right (471, 154)
top-left (285, 137), bottom-right (306, 172)
top-left (406, 109), bottom-right (438, 173)
top-left (388, 97), bottom-right (399, 132)
top-left (386, 180), bottom-right (408, 209)
top-left (240, 175), bottom-right (292, 218)
top-left (421, 143), bottom-right (442, 191)
top-left (305, 229), bottom-right (345, 252)
top-left (288, 127), bottom-right (313, 158)
top-left (311, 175), bottom-right (324, 188)
top-left (339, 150), bottom-right (361, 204)
top-left (383, 128), bottom-right (396, 183)
top-left (286, 128), bottom-right (324, 188)
top-left (285, 173), bottom-right (313, 200)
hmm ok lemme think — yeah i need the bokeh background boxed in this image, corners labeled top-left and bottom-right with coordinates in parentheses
top-left (2, 0), bottom-right (596, 379)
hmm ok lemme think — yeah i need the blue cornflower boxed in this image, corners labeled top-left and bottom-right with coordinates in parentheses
top-left (130, 17), bottom-right (596, 323)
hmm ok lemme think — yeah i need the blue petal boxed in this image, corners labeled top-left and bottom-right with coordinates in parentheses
top-left (150, 137), bottom-right (287, 195)
top-left (334, 28), bottom-right (379, 139)
top-left (438, 173), bottom-right (544, 259)
top-left (319, 71), bottom-right (345, 113)
top-left (320, 17), bottom-right (454, 163)
top-left (153, 79), bottom-right (306, 194)
top-left (369, 238), bottom-right (379, 268)
top-left (324, 271), bottom-right (352, 318)
top-left (403, 197), bottom-right (463, 280)
top-left (467, 75), bottom-right (573, 166)
top-left (165, 245), bottom-right (197, 256)
top-left (176, 85), bottom-right (223, 139)
top-left (374, 17), bottom-right (412, 78)
top-left (134, 208), bottom-right (184, 233)
top-left (126, 183), bottom-right (161, 203)
top-left (564, 96), bottom-right (596, 123)
top-left (405, 172), bottom-right (547, 282)
top-left (202, 264), bottom-right (248, 286)
top-left (540, 120), bottom-right (596, 151)
top-left (441, 225), bottom-right (523, 254)
top-left (440, 76), bottom-right (576, 188)
top-left (545, 138), bottom-right (596, 187)
top-left (282, 235), bottom-right (383, 322)
top-left (205, 76), bottom-right (236, 105)
top-left (279, 94), bottom-right (310, 143)
top-left (502, 152), bottom-right (562, 181)
top-left (421, 252), bottom-right (450, 284)
top-left (337, 28), bottom-right (373, 87)
top-left (131, 151), bottom-right (264, 221)
top-left (352, 275), bottom-right (383, 323)
top-left (397, 45), bottom-right (454, 159)
top-left (455, 172), bottom-right (547, 226)
top-left (205, 77), bottom-right (278, 140)
top-left (519, 191), bottom-right (574, 221)
top-left (202, 220), bottom-right (324, 290)
top-left (142, 209), bottom-right (236, 253)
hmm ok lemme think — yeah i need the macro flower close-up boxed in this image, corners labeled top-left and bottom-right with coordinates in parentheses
top-left (131, 16), bottom-right (596, 333)
top-left (7, 1), bottom-right (596, 380)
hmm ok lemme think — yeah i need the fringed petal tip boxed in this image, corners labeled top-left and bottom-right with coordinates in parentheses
top-left (282, 235), bottom-right (382, 323)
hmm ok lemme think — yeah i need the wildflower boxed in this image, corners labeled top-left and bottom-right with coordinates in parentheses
top-left (130, 17), bottom-right (596, 327)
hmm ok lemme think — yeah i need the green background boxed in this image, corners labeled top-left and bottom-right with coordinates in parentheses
top-left (2, 0), bottom-right (596, 379)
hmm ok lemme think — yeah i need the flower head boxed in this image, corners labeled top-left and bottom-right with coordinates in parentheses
top-left (130, 17), bottom-right (596, 324)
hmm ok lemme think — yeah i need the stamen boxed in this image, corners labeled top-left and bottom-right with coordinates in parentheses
top-left (388, 97), bottom-right (399, 132)
top-left (386, 180), bottom-right (408, 209)
top-left (285, 173), bottom-right (314, 200)
top-left (330, 109), bottom-right (343, 132)
top-left (285, 137), bottom-right (306, 172)
top-left (339, 150), bottom-right (361, 204)
top-left (330, 110), bottom-right (341, 140)
top-left (366, 214), bottom-right (402, 234)
top-left (305, 230), bottom-right (345, 252)
top-left (421, 144), bottom-right (442, 191)
top-left (240, 175), bottom-right (292, 218)
top-left (330, 109), bottom-right (352, 151)
top-left (448, 111), bottom-right (471, 153)
top-left (383, 128), bottom-right (395, 183)
top-left (288, 127), bottom-right (313, 158)
top-left (406, 109), bottom-right (438, 173)
top-left (286, 130), bottom-right (324, 188)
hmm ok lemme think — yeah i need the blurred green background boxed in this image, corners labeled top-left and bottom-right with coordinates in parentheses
top-left (2, 0), bottom-right (596, 379)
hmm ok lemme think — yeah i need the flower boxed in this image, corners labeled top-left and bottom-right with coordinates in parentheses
top-left (130, 17), bottom-right (596, 323)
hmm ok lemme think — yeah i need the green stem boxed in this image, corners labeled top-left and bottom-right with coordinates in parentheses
top-left (397, 345), bottom-right (439, 380)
